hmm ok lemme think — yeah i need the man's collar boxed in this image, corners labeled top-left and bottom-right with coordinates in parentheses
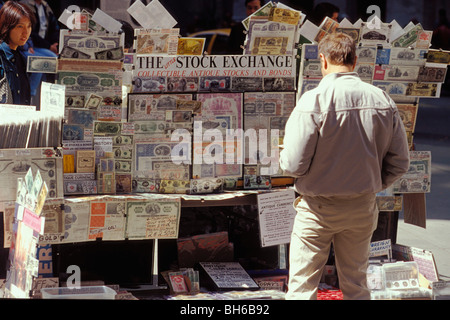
top-left (318, 72), bottom-right (360, 87)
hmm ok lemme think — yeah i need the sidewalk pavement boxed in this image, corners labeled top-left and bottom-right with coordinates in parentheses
top-left (397, 219), bottom-right (450, 280)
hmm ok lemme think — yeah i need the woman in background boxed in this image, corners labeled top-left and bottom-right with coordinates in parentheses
top-left (0, 1), bottom-right (35, 105)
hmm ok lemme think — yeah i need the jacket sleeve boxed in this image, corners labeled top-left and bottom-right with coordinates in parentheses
top-left (279, 97), bottom-right (320, 178)
top-left (381, 108), bottom-right (410, 189)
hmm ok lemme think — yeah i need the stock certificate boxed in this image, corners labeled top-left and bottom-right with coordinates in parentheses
top-left (393, 151), bottom-right (431, 193)
top-left (63, 198), bottom-right (91, 243)
top-left (125, 197), bottom-right (181, 239)
top-left (373, 65), bottom-right (420, 82)
top-left (0, 148), bottom-right (63, 202)
top-left (134, 28), bottom-right (179, 55)
top-left (389, 48), bottom-right (427, 66)
top-left (246, 21), bottom-right (296, 56)
top-left (418, 65), bottom-right (448, 82)
top-left (39, 198), bottom-right (65, 244)
top-left (133, 136), bottom-right (190, 179)
top-left (359, 21), bottom-right (392, 46)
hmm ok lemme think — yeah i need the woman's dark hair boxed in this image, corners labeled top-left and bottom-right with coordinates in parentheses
top-left (0, 1), bottom-right (36, 43)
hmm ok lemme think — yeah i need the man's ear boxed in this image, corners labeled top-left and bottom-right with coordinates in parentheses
top-left (319, 53), bottom-right (327, 70)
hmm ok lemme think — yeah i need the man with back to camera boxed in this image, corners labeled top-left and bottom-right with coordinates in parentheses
top-left (280, 32), bottom-right (410, 300)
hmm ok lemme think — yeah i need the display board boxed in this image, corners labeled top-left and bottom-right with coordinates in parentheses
top-left (1, 2), bottom-right (449, 299)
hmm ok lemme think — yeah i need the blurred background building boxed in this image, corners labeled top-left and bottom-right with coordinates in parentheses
top-left (48, 0), bottom-right (450, 37)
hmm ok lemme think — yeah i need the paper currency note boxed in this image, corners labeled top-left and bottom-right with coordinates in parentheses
top-left (159, 179), bottom-right (190, 194)
top-left (391, 24), bottom-right (423, 47)
top-left (405, 82), bottom-right (441, 97)
top-left (133, 76), bottom-right (166, 92)
top-left (93, 121), bottom-right (122, 135)
top-left (115, 159), bottom-right (132, 173)
top-left (27, 56), bottom-right (58, 73)
top-left (85, 94), bottom-right (103, 109)
top-left (113, 135), bottom-right (133, 145)
top-left (133, 120), bottom-right (167, 134)
top-left (167, 77), bottom-right (199, 92)
top-left (95, 46), bottom-right (124, 60)
top-left (65, 95), bottom-right (85, 108)
top-left (418, 65), bottom-right (448, 82)
top-left (60, 45), bottom-right (91, 59)
top-left (63, 180), bottom-right (97, 195)
top-left (190, 178), bottom-right (223, 194)
top-left (177, 38), bottom-right (205, 55)
top-left (244, 174), bottom-right (271, 189)
top-left (199, 76), bottom-right (231, 91)
top-left (426, 49), bottom-right (450, 64)
top-left (132, 178), bottom-right (160, 193)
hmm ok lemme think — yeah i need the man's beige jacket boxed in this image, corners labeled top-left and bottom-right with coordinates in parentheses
top-left (280, 72), bottom-right (410, 196)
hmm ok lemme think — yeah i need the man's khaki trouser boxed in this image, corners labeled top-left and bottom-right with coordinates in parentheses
top-left (286, 193), bottom-right (379, 300)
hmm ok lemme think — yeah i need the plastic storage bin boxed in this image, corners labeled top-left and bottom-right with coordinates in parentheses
top-left (41, 286), bottom-right (116, 299)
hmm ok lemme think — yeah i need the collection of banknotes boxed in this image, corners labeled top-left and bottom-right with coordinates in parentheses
top-left (298, 16), bottom-right (449, 99)
top-left (4, 3), bottom-right (450, 200)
